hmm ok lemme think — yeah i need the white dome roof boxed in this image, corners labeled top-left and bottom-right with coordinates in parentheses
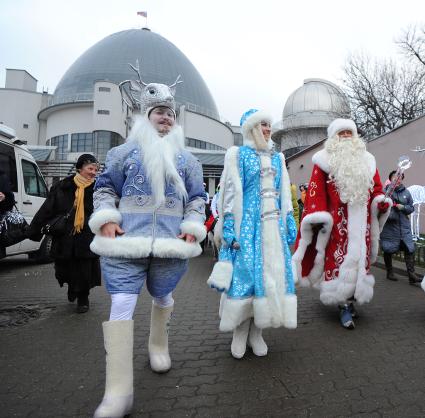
top-left (282, 79), bottom-right (350, 131)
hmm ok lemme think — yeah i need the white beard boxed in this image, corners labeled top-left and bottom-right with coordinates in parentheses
top-left (325, 135), bottom-right (374, 205)
top-left (128, 115), bottom-right (188, 207)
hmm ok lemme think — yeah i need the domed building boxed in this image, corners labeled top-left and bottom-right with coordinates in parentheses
top-left (0, 28), bottom-right (234, 192)
top-left (52, 28), bottom-right (219, 119)
top-left (272, 78), bottom-right (351, 157)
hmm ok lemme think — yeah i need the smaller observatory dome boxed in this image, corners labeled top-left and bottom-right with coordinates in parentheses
top-left (272, 79), bottom-right (351, 157)
top-left (282, 78), bottom-right (350, 131)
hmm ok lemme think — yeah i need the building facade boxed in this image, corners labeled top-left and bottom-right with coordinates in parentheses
top-left (0, 28), bottom-right (235, 197)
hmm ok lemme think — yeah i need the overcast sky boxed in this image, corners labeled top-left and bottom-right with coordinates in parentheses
top-left (1, 0), bottom-right (424, 125)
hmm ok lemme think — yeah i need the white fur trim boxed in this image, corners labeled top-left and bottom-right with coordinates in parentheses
top-left (292, 259), bottom-right (298, 285)
top-left (241, 111), bottom-right (272, 139)
top-left (152, 238), bottom-right (202, 259)
top-left (278, 153), bottom-right (293, 217)
top-left (90, 235), bottom-right (152, 258)
top-left (319, 203), bottom-right (374, 306)
top-left (292, 211), bottom-right (333, 287)
top-left (180, 221), bottom-right (206, 242)
top-left (327, 119), bottom-right (357, 139)
top-left (207, 261), bottom-right (233, 291)
top-left (215, 147), bottom-right (242, 247)
top-left (90, 235), bottom-right (201, 259)
top-left (421, 276), bottom-right (425, 292)
top-left (282, 294), bottom-right (297, 329)
top-left (252, 294), bottom-right (297, 329)
top-left (312, 149), bottom-right (376, 175)
top-left (89, 208), bottom-right (122, 234)
top-left (370, 195), bottom-right (392, 264)
top-left (354, 274), bottom-right (375, 305)
top-left (219, 296), bottom-right (253, 332)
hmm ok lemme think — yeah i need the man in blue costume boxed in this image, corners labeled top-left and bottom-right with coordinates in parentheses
top-left (208, 109), bottom-right (298, 359)
top-left (91, 78), bottom-right (206, 418)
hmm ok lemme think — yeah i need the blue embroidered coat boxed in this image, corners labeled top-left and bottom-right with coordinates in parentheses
top-left (89, 139), bottom-right (207, 259)
top-left (208, 145), bottom-right (298, 331)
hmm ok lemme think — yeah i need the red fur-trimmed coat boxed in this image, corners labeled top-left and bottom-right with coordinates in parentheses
top-left (293, 149), bottom-right (391, 306)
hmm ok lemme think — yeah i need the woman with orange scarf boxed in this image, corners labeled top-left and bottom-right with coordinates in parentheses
top-left (28, 154), bottom-right (101, 313)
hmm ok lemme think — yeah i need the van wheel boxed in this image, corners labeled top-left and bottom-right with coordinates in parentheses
top-left (28, 236), bottom-right (53, 263)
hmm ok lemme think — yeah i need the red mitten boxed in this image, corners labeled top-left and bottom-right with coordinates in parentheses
top-left (378, 201), bottom-right (390, 213)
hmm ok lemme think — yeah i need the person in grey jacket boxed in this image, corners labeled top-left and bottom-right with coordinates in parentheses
top-left (91, 81), bottom-right (206, 418)
top-left (380, 171), bottom-right (422, 284)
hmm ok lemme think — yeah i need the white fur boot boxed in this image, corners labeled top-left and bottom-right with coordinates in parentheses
top-left (148, 302), bottom-right (173, 373)
top-left (94, 320), bottom-right (134, 418)
top-left (230, 319), bottom-right (250, 359)
top-left (248, 320), bottom-right (268, 356)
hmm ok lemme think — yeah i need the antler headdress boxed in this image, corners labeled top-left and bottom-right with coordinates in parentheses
top-left (119, 59), bottom-right (183, 115)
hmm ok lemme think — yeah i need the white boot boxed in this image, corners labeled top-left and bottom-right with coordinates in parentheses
top-left (248, 320), bottom-right (268, 356)
top-left (94, 320), bottom-right (134, 418)
top-left (230, 319), bottom-right (250, 359)
top-left (148, 302), bottom-right (173, 373)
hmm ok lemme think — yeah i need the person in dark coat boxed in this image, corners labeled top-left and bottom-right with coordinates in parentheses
top-left (0, 170), bottom-right (15, 259)
top-left (380, 171), bottom-right (422, 284)
top-left (27, 154), bottom-right (101, 312)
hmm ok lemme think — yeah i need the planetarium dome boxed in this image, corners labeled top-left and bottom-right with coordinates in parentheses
top-left (53, 28), bottom-right (219, 119)
top-left (282, 78), bottom-right (350, 131)
top-left (272, 78), bottom-right (351, 157)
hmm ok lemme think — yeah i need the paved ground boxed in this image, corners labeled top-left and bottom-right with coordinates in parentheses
top-left (0, 250), bottom-right (424, 418)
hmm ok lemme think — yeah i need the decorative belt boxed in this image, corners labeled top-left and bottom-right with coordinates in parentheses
top-left (260, 167), bottom-right (276, 177)
top-left (260, 188), bottom-right (279, 198)
top-left (261, 209), bottom-right (281, 220)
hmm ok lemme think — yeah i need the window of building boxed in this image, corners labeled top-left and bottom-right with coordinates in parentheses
top-left (185, 137), bottom-right (225, 151)
top-left (93, 131), bottom-right (124, 162)
top-left (71, 132), bottom-right (93, 152)
top-left (97, 109), bottom-right (110, 115)
top-left (23, 124), bottom-right (29, 129)
top-left (98, 87), bottom-right (111, 92)
top-left (0, 142), bottom-right (18, 192)
top-left (50, 134), bottom-right (68, 160)
top-left (233, 133), bottom-right (243, 146)
top-left (22, 159), bottom-right (48, 198)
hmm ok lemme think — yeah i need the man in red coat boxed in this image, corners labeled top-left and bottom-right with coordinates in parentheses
top-left (293, 119), bottom-right (392, 329)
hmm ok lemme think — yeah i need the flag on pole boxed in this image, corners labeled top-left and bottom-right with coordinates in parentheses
top-left (137, 11), bottom-right (147, 18)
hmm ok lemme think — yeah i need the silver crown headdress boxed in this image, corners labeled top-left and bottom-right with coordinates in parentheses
top-left (119, 59), bottom-right (183, 115)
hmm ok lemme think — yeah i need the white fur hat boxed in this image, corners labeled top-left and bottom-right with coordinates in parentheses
top-left (241, 110), bottom-right (273, 138)
top-left (327, 118), bottom-right (357, 138)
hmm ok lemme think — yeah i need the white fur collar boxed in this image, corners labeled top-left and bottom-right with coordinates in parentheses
top-left (312, 149), bottom-right (376, 174)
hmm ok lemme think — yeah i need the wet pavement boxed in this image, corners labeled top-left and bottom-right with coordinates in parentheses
top-left (0, 251), bottom-right (424, 417)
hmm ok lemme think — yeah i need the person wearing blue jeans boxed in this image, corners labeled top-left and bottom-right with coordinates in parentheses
top-left (90, 79), bottom-right (206, 418)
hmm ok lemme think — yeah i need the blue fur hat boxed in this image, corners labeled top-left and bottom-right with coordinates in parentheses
top-left (240, 109), bottom-right (259, 127)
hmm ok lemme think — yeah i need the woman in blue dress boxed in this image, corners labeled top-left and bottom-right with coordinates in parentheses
top-left (208, 109), bottom-right (298, 359)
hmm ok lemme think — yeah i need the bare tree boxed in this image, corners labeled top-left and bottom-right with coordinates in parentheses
top-left (396, 24), bottom-right (425, 67)
top-left (342, 50), bottom-right (425, 139)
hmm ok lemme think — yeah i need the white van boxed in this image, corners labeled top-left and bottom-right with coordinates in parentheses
top-left (0, 124), bottom-right (52, 261)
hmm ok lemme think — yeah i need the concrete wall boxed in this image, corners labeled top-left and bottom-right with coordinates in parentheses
top-left (45, 104), bottom-right (93, 142)
top-left (5, 69), bottom-right (37, 91)
top-left (93, 81), bottom-right (127, 138)
top-left (183, 109), bottom-right (234, 149)
top-left (0, 88), bottom-right (45, 145)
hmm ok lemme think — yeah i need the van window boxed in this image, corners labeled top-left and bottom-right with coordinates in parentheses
top-left (0, 142), bottom-right (18, 192)
top-left (22, 159), bottom-right (48, 198)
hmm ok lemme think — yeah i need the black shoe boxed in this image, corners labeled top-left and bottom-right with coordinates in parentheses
top-left (408, 272), bottom-right (422, 284)
top-left (76, 296), bottom-right (89, 313)
top-left (67, 288), bottom-right (77, 302)
top-left (386, 270), bottom-right (398, 281)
